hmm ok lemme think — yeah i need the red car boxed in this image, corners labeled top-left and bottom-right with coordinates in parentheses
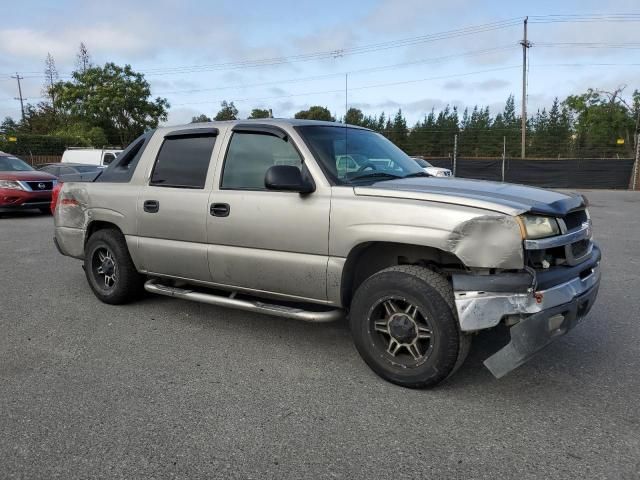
top-left (0, 152), bottom-right (58, 214)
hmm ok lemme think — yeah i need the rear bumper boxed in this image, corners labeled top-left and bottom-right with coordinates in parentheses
top-left (452, 244), bottom-right (601, 377)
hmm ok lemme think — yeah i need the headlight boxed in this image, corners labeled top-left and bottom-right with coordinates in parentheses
top-left (519, 215), bottom-right (560, 239)
top-left (0, 180), bottom-right (25, 190)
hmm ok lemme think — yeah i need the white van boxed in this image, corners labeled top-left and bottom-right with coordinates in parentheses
top-left (61, 148), bottom-right (122, 166)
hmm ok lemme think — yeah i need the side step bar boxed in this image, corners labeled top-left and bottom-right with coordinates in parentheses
top-left (144, 280), bottom-right (343, 323)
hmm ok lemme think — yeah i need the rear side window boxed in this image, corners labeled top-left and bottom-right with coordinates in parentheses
top-left (221, 132), bottom-right (302, 190)
top-left (150, 135), bottom-right (216, 189)
top-left (97, 132), bottom-right (152, 183)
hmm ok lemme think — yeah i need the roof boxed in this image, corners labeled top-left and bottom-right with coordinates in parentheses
top-left (159, 118), bottom-right (370, 133)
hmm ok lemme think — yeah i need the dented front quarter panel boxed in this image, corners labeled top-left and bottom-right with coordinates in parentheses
top-left (329, 187), bottom-right (524, 270)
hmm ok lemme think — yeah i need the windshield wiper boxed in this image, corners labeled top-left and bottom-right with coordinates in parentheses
top-left (403, 171), bottom-right (431, 178)
top-left (349, 172), bottom-right (403, 183)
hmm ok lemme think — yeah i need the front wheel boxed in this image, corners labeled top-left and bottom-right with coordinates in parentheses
top-left (350, 265), bottom-right (470, 388)
top-left (84, 228), bottom-right (144, 304)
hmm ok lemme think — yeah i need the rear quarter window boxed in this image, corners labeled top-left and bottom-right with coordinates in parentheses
top-left (96, 132), bottom-right (152, 183)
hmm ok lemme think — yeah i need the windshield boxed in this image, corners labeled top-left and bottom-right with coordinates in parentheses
top-left (297, 126), bottom-right (423, 185)
top-left (0, 155), bottom-right (34, 172)
top-left (413, 158), bottom-right (433, 168)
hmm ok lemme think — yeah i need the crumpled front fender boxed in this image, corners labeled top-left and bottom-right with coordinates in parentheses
top-left (447, 214), bottom-right (524, 270)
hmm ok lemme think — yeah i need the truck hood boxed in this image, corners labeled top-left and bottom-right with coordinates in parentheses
top-left (354, 177), bottom-right (585, 216)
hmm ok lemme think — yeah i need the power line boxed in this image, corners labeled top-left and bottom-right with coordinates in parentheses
top-left (172, 65), bottom-right (521, 106)
top-left (154, 45), bottom-right (519, 95)
top-left (536, 42), bottom-right (640, 49)
top-left (529, 13), bottom-right (640, 23)
top-left (3, 13), bottom-right (640, 80)
top-left (1, 18), bottom-right (524, 79)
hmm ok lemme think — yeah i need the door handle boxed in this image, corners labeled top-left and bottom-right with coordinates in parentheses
top-left (143, 200), bottom-right (160, 213)
top-left (210, 203), bottom-right (230, 217)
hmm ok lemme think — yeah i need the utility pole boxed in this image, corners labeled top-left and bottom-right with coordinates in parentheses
top-left (632, 132), bottom-right (640, 190)
top-left (520, 17), bottom-right (531, 159)
top-left (502, 136), bottom-right (506, 182)
top-left (11, 73), bottom-right (26, 122)
top-left (453, 134), bottom-right (458, 176)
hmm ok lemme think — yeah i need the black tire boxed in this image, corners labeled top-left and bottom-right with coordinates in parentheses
top-left (39, 207), bottom-right (51, 215)
top-left (84, 228), bottom-right (144, 305)
top-left (350, 265), bottom-right (471, 388)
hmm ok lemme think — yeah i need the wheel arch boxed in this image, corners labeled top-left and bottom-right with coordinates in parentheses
top-left (85, 220), bottom-right (124, 245)
top-left (339, 241), bottom-right (465, 309)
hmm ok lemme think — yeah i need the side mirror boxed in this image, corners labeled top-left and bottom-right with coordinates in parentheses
top-left (265, 165), bottom-right (315, 193)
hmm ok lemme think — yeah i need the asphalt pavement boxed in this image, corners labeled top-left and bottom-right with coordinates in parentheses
top-left (1, 189), bottom-right (639, 479)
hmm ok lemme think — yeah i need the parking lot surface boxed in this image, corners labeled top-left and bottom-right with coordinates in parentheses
top-left (1, 190), bottom-right (639, 479)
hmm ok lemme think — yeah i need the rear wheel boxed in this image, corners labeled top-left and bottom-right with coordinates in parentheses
top-left (350, 265), bottom-right (470, 388)
top-left (39, 207), bottom-right (51, 215)
top-left (84, 228), bottom-right (144, 304)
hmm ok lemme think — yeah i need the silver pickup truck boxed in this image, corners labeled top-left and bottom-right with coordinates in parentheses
top-left (54, 119), bottom-right (601, 388)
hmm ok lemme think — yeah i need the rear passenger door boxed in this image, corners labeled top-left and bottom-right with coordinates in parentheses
top-left (206, 125), bottom-right (330, 301)
top-left (137, 128), bottom-right (219, 281)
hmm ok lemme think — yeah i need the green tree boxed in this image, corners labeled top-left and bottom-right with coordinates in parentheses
top-left (387, 109), bottom-right (409, 150)
top-left (53, 62), bottom-right (169, 145)
top-left (248, 108), bottom-right (271, 119)
top-left (191, 114), bottom-right (212, 123)
top-left (294, 106), bottom-right (335, 121)
top-left (344, 107), bottom-right (365, 126)
top-left (500, 95), bottom-right (521, 157)
top-left (214, 101), bottom-right (238, 121)
top-left (0, 117), bottom-right (18, 134)
top-left (563, 87), bottom-right (636, 157)
top-left (20, 102), bottom-right (59, 134)
top-left (375, 112), bottom-right (386, 132)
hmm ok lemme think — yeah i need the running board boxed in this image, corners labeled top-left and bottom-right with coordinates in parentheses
top-left (144, 280), bottom-right (343, 323)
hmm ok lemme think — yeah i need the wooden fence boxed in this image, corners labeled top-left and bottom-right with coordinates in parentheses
top-left (24, 155), bottom-right (62, 166)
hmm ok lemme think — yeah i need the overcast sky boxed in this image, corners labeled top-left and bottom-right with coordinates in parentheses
top-left (1, 0), bottom-right (639, 126)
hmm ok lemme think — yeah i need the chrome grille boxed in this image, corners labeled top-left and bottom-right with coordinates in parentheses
top-left (24, 181), bottom-right (54, 191)
top-left (562, 209), bottom-right (588, 232)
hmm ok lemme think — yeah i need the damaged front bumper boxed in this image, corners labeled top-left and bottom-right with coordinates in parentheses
top-left (452, 245), bottom-right (601, 378)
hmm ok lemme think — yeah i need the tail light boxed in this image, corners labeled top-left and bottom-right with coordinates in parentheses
top-left (50, 181), bottom-right (63, 214)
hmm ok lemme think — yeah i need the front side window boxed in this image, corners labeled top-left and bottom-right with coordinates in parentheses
top-left (150, 135), bottom-right (216, 189)
top-left (221, 132), bottom-right (302, 190)
top-left (297, 126), bottom-right (423, 185)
